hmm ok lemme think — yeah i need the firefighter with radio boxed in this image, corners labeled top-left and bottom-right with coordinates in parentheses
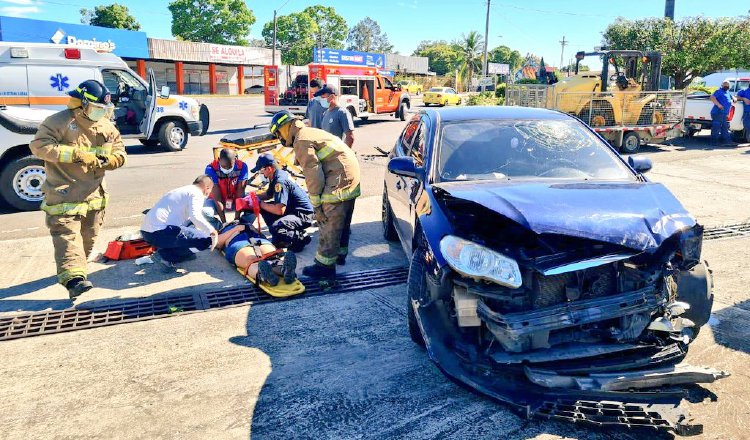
top-left (30, 79), bottom-right (126, 300)
top-left (269, 110), bottom-right (360, 282)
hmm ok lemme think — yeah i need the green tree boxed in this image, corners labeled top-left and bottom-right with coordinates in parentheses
top-left (304, 5), bottom-right (347, 50)
top-left (602, 16), bottom-right (750, 88)
top-left (346, 17), bottom-right (393, 52)
top-left (168, 0), bottom-right (255, 45)
top-left (413, 40), bottom-right (462, 75)
top-left (262, 12), bottom-right (318, 65)
top-left (488, 45), bottom-right (523, 72)
top-left (80, 3), bottom-right (141, 30)
top-left (457, 31), bottom-right (484, 92)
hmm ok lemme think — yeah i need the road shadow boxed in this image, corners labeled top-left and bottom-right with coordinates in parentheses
top-left (642, 133), bottom-right (750, 154)
top-left (709, 299), bottom-right (750, 354)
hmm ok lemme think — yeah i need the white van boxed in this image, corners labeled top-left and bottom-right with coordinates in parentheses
top-left (0, 42), bottom-right (210, 211)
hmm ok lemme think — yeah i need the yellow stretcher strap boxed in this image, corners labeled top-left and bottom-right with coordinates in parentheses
top-left (58, 267), bottom-right (87, 285)
top-left (42, 196), bottom-right (108, 216)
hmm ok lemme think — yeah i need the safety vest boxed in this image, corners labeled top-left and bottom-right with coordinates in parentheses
top-left (209, 159), bottom-right (245, 203)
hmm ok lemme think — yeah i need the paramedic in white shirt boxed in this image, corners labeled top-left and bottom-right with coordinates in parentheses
top-left (141, 175), bottom-right (218, 270)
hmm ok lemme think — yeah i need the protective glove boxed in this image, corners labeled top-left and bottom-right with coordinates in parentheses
top-left (96, 153), bottom-right (125, 170)
top-left (314, 205), bottom-right (327, 225)
top-left (73, 149), bottom-right (100, 168)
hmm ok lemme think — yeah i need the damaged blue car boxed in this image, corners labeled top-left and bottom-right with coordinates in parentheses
top-left (383, 106), bottom-right (727, 436)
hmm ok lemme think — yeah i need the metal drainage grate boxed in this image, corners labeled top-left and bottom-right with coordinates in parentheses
top-left (0, 267), bottom-right (408, 342)
top-left (703, 222), bottom-right (750, 241)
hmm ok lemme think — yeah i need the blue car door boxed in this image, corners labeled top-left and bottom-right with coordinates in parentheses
top-left (388, 119), bottom-right (420, 245)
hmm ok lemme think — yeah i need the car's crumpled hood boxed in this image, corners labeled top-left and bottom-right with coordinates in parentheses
top-left (433, 180), bottom-right (696, 252)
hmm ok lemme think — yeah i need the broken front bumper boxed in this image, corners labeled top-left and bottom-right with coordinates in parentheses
top-left (417, 269), bottom-right (728, 436)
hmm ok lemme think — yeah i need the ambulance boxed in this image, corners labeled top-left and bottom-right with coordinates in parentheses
top-left (0, 42), bottom-right (210, 211)
top-left (264, 63), bottom-right (411, 121)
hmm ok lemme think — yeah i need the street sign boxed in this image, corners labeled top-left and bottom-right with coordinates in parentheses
top-left (313, 48), bottom-right (386, 69)
top-left (488, 63), bottom-right (510, 75)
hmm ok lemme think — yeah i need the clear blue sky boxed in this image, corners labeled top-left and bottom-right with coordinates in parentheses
top-left (1, 0), bottom-right (748, 67)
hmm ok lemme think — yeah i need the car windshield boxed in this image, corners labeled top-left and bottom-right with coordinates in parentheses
top-left (437, 119), bottom-right (635, 182)
top-left (430, 87), bottom-right (445, 92)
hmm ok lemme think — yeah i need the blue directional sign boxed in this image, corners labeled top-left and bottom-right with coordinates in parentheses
top-left (313, 48), bottom-right (386, 69)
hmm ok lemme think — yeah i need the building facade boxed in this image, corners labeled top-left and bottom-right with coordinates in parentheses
top-left (0, 16), bottom-right (279, 95)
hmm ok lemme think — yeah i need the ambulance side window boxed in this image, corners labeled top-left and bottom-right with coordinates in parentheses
top-left (101, 69), bottom-right (146, 102)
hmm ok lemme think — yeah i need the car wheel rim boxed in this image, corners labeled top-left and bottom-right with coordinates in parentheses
top-left (14, 165), bottom-right (46, 202)
top-left (625, 136), bottom-right (638, 149)
top-left (170, 126), bottom-right (185, 146)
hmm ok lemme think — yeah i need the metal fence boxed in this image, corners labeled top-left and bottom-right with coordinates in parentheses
top-left (506, 85), bottom-right (686, 128)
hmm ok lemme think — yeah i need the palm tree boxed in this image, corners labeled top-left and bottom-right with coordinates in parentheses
top-left (457, 31), bottom-right (484, 92)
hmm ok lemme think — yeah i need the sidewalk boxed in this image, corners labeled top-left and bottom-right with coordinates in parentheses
top-left (0, 195), bottom-right (406, 316)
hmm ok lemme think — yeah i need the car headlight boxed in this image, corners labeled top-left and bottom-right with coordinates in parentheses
top-left (190, 105), bottom-right (199, 119)
top-left (439, 235), bottom-right (522, 288)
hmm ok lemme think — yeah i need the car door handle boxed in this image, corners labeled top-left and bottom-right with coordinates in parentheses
top-left (396, 181), bottom-right (402, 190)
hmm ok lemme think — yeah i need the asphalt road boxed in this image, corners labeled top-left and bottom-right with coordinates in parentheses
top-left (0, 96), bottom-right (409, 241)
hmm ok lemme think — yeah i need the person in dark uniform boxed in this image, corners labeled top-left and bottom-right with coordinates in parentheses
top-left (252, 153), bottom-right (314, 252)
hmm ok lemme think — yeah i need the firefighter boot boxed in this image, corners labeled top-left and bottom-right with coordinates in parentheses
top-left (302, 262), bottom-right (336, 282)
top-left (66, 277), bottom-right (93, 300)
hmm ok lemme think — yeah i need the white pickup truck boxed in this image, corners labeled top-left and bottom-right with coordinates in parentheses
top-left (684, 93), bottom-right (747, 142)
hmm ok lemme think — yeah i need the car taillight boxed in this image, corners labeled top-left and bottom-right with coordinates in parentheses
top-left (64, 48), bottom-right (81, 59)
top-left (727, 106), bottom-right (735, 121)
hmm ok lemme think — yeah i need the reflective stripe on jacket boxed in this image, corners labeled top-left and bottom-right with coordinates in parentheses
top-left (30, 108), bottom-right (126, 215)
top-left (288, 122), bottom-right (360, 207)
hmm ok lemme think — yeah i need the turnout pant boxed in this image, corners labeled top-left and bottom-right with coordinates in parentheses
top-left (261, 210), bottom-right (314, 247)
top-left (45, 209), bottom-right (105, 285)
top-left (314, 199), bottom-right (355, 267)
top-left (710, 107), bottom-right (731, 144)
top-left (141, 226), bottom-right (212, 263)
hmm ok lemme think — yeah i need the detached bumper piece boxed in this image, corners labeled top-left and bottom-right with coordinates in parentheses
top-left (535, 399), bottom-right (703, 436)
top-left (524, 364), bottom-right (730, 392)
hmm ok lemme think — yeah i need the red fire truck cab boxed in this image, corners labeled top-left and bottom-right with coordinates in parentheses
top-left (264, 64), bottom-right (411, 121)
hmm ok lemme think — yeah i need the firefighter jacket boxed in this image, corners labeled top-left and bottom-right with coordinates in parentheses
top-left (288, 121), bottom-right (360, 207)
top-left (30, 108), bottom-right (126, 216)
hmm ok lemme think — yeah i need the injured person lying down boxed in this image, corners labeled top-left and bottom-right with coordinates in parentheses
top-left (215, 221), bottom-right (298, 288)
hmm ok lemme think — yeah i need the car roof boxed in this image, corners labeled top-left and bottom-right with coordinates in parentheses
top-left (423, 106), bottom-right (570, 122)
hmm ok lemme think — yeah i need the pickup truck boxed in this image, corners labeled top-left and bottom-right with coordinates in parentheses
top-left (684, 93), bottom-right (747, 142)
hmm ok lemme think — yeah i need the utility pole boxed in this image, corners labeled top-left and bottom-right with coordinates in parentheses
top-left (665, 0), bottom-right (675, 19)
top-left (559, 36), bottom-right (567, 74)
top-left (482, 0), bottom-right (491, 92)
top-left (272, 10), bottom-right (277, 65)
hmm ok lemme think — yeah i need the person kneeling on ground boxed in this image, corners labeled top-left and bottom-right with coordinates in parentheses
top-left (252, 153), bottom-right (315, 252)
top-left (141, 175), bottom-right (218, 271)
top-left (215, 222), bottom-right (297, 286)
top-left (203, 148), bottom-right (250, 227)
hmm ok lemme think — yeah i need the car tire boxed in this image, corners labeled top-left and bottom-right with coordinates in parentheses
top-left (199, 104), bottom-right (210, 135)
top-left (676, 261), bottom-right (714, 329)
top-left (159, 120), bottom-right (188, 151)
top-left (399, 102), bottom-right (409, 121)
top-left (620, 131), bottom-right (640, 154)
top-left (0, 155), bottom-right (45, 211)
top-left (407, 247), bottom-right (427, 347)
top-left (139, 139), bottom-right (159, 147)
top-left (359, 116), bottom-right (369, 121)
top-left (382, 189), bottom-right (398, 241)
top-left (685, 128), bottom-right (699, 138)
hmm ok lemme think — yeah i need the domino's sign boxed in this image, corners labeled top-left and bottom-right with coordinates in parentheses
top-left (0, 16), bottom-right (148, 58)
top-left (314, 48), bottom-right (385, 69)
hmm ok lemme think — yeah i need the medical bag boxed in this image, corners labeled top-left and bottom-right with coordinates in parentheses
top-left (104, 232), bottom-right (155, 261)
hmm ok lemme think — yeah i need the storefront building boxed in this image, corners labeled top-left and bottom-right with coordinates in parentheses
top-left (0, 16), bottom-right (279, 95)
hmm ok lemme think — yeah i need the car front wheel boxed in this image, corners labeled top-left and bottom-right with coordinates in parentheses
top-left (159, 120), bottom-right (188, 151)
top-left (0, 155), bottom-right (45, 211)
top-left (382, 189), bottom-right (398, 241)
top-left (407, 247), bottom-right (427, 346)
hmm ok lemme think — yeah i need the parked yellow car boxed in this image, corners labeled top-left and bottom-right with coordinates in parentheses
top-left (397, 80), bottom-right (423, 95)
top-left (423, 87), bottom-right (462, 106)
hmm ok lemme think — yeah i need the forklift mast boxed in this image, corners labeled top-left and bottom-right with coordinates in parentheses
top-left (575, 50), bottom-right (663, 92)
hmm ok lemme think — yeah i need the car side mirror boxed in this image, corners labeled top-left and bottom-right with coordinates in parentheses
top-left (628, 155), bottom-right (652, 173)
top-left (160, 86), bottom-right (170, 98)
top-left (388, 156), bottom-right (419, 178)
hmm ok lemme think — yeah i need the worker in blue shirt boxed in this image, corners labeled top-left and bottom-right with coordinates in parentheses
top-left (709, 80), bottom-right (737, 146)
top-left (252, 153), bottom-right (315, 252)
top-left (736, 83), bottom-right (750, 141)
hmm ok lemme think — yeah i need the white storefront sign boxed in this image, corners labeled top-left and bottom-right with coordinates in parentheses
top-left (209, 44), bottom-right (249, 64)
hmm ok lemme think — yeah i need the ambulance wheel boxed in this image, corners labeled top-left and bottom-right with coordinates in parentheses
top-left (139, 139), bottom-right (160, 147)
top-left (0, 155), bottom-right (45, 211)
top-left (399, 102), bottom-right (409, 121)
top-left (620, 131), bottom-right (641, 154)
top-left (359, 116), bottom-right (369, 121)
top-left (159, 120), bottom-right (188, 151)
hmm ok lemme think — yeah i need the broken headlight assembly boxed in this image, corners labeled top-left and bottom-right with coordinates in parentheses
top-left (679, 224), bottom-right (703, 269)
top-left (439, 235), bottom-right (522, 288)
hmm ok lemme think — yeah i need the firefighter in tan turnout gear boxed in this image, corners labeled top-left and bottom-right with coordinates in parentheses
top-left (269, 110), bottom-right (360, 282)
top-left (30, 80), bottom-right (126, 299)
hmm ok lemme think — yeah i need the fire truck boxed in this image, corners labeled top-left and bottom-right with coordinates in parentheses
top-left (264, 64), bottom-right (411, 121)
